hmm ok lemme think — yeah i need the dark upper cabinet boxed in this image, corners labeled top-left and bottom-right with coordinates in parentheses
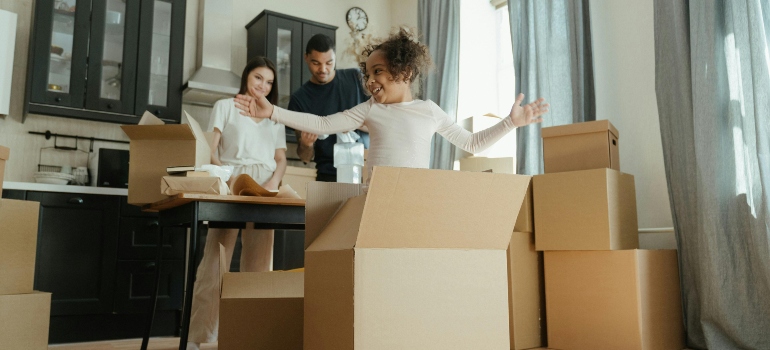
top-left (26, 0), bottom-right (185, 124)
top-left (245, 11), bottom-right (337, 109)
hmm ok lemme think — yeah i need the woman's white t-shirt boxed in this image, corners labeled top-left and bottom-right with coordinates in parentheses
top-left (208, 98), bottom-right (287, 171)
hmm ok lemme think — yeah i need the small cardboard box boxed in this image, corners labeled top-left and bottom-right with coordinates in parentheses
top-left (160, 176), bottom-right (228, 196)
top-left (507, 232), bottom-right (545, 349)
top-left (121, 111), bottom-right (210, 205)
top-left (282, 166), bottom-right (317, 199)
top-left (542, 120), bottom-right (620, 173)
top-left (0, 198), bottom-right (40, 295)
top-left (544, 250), bottom-right (684, 350)
top-left (459, 157), bottom-right (533, 233)
top-left (0, 145), bottom-right (9, 193)
top-left (218, 245), bottom-right (304, 350)
top-left (0, 291), bottom-right (51, 350)
top-left (533, 168), bottom-right (638, 251)
top-left (304, 167), bottom-right (531, 349)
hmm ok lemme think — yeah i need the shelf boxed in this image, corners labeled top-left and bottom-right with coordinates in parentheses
top-left (53, 9), bottom-right (76, 17)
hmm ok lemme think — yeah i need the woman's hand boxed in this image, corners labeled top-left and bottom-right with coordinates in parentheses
top-left (509, 93), bottom-right (549, 127)
top-left (262, 179), bottom-right (279, 191)
top-left (234, 88), bottom-right (273, 120)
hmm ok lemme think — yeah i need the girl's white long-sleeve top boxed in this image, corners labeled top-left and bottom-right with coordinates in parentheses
top-left (271, 98), bottom-right (516, 177)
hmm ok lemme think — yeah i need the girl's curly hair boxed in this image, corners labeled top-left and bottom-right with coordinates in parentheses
top-left (358, 27), bottom-right (434, 93)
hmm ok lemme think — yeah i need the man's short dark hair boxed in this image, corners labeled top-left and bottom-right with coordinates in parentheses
top-left (306, 34), bottom-right (335, 55)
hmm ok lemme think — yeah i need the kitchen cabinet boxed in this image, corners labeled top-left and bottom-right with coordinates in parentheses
top-left (246, 10), bottom-right (337, 109)
top-left (25, 0), bottom-right (186, 124)
top-left (4, 190), bottom-right (184, 343)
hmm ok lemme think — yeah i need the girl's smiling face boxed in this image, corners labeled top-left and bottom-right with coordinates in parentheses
top-left (364, 50), bottom-right (413, 104)
top-left (246, 66), bottom-right (274, 98)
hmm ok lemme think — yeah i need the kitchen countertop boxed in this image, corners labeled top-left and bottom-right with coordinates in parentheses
top-left (4, 181), bottom-right (129, 196)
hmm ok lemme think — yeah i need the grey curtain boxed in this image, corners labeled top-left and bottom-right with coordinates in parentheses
top-left (508, 0), bottom-right (595, 175)
top-left (654, 0), bottom-right (770, 348)
top-left (419, 0), bottom-right (460, 170)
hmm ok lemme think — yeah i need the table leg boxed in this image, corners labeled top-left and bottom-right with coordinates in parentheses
top-left (179, 203), bottom-right (200, 350)
top-left (140, 225), bottom-right (165, 350)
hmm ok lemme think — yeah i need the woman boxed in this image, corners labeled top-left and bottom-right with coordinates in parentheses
top-left (187, 56), bottom-right (287, 350)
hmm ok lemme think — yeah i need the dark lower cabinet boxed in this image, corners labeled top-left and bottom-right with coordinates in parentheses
top-left (274, 229), bottom-right (305, 270)
top-left (27, 191), bottom-right (121, 316)
top-left (4, 191), bottom-right (185, 344)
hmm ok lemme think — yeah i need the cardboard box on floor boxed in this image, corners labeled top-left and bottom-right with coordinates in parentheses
top-left (217, 244), bottom-right (303, 350)
top-left (0, 291), bottom-right (51, 350)
top-left (121, 111), bottom-right (210, 205)
top-left (534, 168), bottom-right (638, 251)
top-left (304, 167), bottom-right (532, 350)
top-left (282, 166), bottom-right (317, 199)
top-left (459, 157), bottom-right (533, 233)
top-left (0, 198), bottom-right (40, 295)
top-left (507, 232), bottom-right (545, 349)
top-left (542, 120), bottom-right (620, 173)
top-left (544, 250), bottom-right (684, 350)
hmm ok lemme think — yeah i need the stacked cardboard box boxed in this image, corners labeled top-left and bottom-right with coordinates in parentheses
top-left (535, 121), bottom-right (684, 349)
top-left (304, 168), bottom-right (533, 349)
top-left (0, 145), bottom-right (52, 349)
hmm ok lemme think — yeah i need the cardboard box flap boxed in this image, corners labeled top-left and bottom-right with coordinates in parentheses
top-left (183, 111), bottom-right (212, 167)
top-left (0, 145), bottom-right (9, 160)
top-left (541, 120), bottom-right (619, 139)
top-left (356, 167), bottom-right (528, 250)
top-left (305, 182), bottom-right (364, 249)
top-left (121, 124), bottom-right (199, 140)
top-left (219, 243), bottom-right (227, 297)
top-left (222, 272), bottom-right (304, 299)
top-left (307, 194), bottom-right (367, 252)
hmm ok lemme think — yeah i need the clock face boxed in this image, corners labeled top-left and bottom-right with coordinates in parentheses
top-left (346, 7), bottom-right (368, 32)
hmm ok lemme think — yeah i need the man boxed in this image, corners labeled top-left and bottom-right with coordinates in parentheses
top-left (287, 34), bottom-right (369, 182)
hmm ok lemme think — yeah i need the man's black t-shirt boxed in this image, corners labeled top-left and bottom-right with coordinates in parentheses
top-left (287, 68), bottom-right (370, 177)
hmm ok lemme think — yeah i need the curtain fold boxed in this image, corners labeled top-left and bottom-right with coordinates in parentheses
top-left (508, 0), bottom-right (595, 175)
top-left (418, 0), bottom-right (460, 170)
top-left (654, 0), bottom-right (770, 348)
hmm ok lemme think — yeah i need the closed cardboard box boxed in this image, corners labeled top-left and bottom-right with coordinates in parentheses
top-left (282, 166), bottom-right (316, 199)
top-left (0, 198), bottom-right (40, 295)
top-left (507, 232), bottom-right (545, 349)
top-left (542, 120), bottom-right (620, 173)
top-left (304, 167), bottom-right (531, 350)
top-left (459, 157), bottom-right (533, 233)
top-left (0, 145), bottom-right (8, 193)
top-left (533, 168), bottom-right (638, 251)
top-left (121, 111), bottom-right (210, 205)
top-left (160, 176), bottom-right (228, 196)
top-left (544, 250), bottom-right (684, 350)
top-left (218, 244), bottom-right (303, 350)
top-left (0, 292), bottom-right (51, 349)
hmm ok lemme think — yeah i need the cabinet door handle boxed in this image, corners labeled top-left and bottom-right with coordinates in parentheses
top-left (67, 197), bottom-right (84, 205)
top-left (107, 103), bottom-right (114, 109)
top-left (143, 262), bottom-right (156, 271)
top-left (148, 220), bottom-right (159, 229)
top-left (155, 110), bottom-right (161, 116)
top-left (55, 97), bottom-right (62, 102)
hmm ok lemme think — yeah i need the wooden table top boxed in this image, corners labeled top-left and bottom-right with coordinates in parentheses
top-left (142, 193), bottom-right (305, 212)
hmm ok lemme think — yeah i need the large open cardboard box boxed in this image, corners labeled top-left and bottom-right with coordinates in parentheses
top-left (542, 120), bottom-right (620, 173)
top-left (0, 198), bottom-right (40, 295)
top-left (0, 145), bottom-right (8, 192)
top-left (544, 250), bottom-right (684, 350)
top-left (0, 291), bottom-right (51, 349)
top-left (282, 166), bottom-right (317, 199)
top-left (507, 232), bottom-right (545, 349)
top-left (217, 245), bottom-right (304, 350)
top-left (121, 111), bottom-right (210, 205)
top-left (304, 167), bottom-right (532, 349)
top-left (459, 157), bottom-right (532, 233)
top-left (533, 168), bottom-right (638, 251)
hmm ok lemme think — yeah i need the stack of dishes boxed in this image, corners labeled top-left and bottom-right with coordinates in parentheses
top-left (33, 171), bottom-right (75, 185)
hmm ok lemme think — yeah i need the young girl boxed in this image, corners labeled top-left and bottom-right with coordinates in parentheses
top-left (187, 57), bottom-right (287, 350)
top-left (234, 28), bottom-right (548, 180)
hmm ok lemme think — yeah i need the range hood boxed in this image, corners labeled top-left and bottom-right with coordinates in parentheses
top-left (182, 0), bottom-right (240, 106)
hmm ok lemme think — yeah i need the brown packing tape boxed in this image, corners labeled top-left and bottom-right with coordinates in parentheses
top-left (231, 174), bottom-right (278, 197)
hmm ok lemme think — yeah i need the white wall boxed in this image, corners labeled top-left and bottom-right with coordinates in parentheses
top-left (589, 1), bottom-right (674, 241)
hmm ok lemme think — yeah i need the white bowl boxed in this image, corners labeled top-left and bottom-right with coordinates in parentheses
top-left (34, 177), bottom-right (70, 185)
top-left (34, 171), bottom-right (76, 185)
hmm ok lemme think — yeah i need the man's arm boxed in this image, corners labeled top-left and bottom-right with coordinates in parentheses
top-left (297, 131), bottom-right (317, 163)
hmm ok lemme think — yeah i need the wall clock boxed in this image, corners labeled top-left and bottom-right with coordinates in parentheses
top-left (346, 7), bottom-right (368, 32)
